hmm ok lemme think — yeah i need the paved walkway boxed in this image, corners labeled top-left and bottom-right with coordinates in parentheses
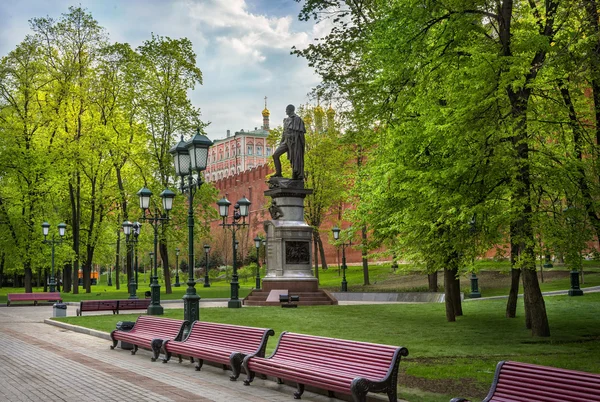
top-left (0, 302), bottom-right (348, 402)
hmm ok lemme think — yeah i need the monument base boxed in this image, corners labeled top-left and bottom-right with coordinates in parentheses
top-left (261, 277), bottom-right (318, 293)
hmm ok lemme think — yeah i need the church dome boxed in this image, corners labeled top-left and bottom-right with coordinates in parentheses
top-left (262, 107), bottom-right (270, 117)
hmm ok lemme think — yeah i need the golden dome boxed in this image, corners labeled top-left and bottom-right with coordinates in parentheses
top-left (327, 104), bottom-right (335, 117)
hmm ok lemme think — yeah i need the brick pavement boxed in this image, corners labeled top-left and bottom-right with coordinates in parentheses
top-left (0, 304), bottom-right (347, 402)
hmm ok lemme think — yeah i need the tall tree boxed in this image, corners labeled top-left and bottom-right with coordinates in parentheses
top-left (137, 34), bottom-right (207, 293)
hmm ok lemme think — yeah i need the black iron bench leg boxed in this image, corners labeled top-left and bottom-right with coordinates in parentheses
top-left (243, 370), bottom-right (255, 385)
top-left (110, 338), bottom-right (118, 350)
top-left (277, 378), bottom-right (284, 384)
top-left (195, 359), bottom-right (204, 371)
top-left (150, 339), bottom-right (162, 362)
top-left (229, 353), bottom-right (244, 381)
top-left (131, 345), bottom-right (138, 355)
top-left (162, 351), bottom-right (172, 363)
top-left (386, 386), bottom-right (397, 402)
top-left (293, 383), bottom-right (305, 399)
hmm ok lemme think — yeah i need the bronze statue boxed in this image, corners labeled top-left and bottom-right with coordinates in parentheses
top-left (272, 104), bottom-right (306, 180)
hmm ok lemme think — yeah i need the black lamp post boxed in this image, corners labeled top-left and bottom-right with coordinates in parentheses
top-left (217, 195), bottom-right (251, 308)
top-left (203, 244), bottom-right (211, 288)
top-left (122, 221), bottom-right (138, 299)
top-left (174, 248), bottom-right (181, 287)
top-left (133, 222), bottom-right (140, 290)
top-left (42, 222), bottom-right (66, 293)
top-left (108, 265), bottom-right (112, 286)
top-left (564, 207), bottom-right (584, 296)
top-left (137, 187), bottom-right (175, 315)
top-left (468, 215), bottom-right (481, 298)
top-left (332, 226), bottom-right (350, 292)
top-left (170, 129), bottom-right (212, 323)
top-left (254, 235), bottom-right (262, 290)
top-left (148, 251), bottom-right (153, 284)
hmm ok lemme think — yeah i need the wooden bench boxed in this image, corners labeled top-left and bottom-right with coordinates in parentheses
top-left (117, 299), bottom-right (151, 312)
top-left (7, 292), bottom-right (62, 306)
top-left (242, 331), bottom-right (409, 401)
top-left (110, 316), bottom-right (189, 361)
top-left (162, 321), bottom-right (274, 381)
top-left (450, 360), bottom-right (600, 402)
top-left (76, 300), bottom-right (119, 316)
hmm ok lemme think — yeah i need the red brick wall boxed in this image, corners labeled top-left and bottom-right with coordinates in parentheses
top-left (210, 165), bottom-right (366, 265)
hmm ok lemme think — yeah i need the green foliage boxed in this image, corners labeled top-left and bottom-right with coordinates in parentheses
top-left (0, 7), bottom-right (211, 292)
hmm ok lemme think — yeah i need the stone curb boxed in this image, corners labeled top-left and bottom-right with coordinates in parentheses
top-left (44, 318), bottom-right (112, 340)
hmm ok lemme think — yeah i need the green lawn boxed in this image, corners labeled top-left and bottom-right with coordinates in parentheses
top-left (54, 292), bottom-right (600, 402)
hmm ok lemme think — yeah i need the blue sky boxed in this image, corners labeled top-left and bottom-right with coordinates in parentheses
top-left (0, 0), bottom-right (325, 141)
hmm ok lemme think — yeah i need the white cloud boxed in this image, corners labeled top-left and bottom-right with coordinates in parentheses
top-left (0, 0), bottom-right (328, 141)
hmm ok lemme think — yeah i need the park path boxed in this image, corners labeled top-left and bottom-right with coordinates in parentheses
top-left (0, 303), bottom-right (349, 402)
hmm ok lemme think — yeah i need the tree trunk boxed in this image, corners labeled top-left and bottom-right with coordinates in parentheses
top-left (452, 274), bottom-right (462, 316)
top-left (24, 262), bottom-right (33, 293)
top-left (361, 225), bottom-right (369, 285)
top-left (63, 262), bottom-right (71, 292)
top-left (506, 269), bottom-right (521, 318)
top-left (0, 254), bottom-right (3, 288)
top-left (315, 232), bottom-right (328, 270)
top-left (69, 176), bottom-right (80, 295)
top-left (313, 234), bottom-right (319, 281)
top-left (444, 266), bottom-right (457, 322)
top-left (428, 271), bottom-right (438, 292)
top-left (115, 231), bottom-right (122, 290)
top-left (522, 268), bottom-right (550, 336)
top-left (160, 240), bottom-right (171, 294)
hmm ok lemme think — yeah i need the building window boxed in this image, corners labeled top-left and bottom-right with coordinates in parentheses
top-left (247, 145), bottom-right (253, 155)
top-left (266, 147), bottom-right (271, 156)
top-left (256, 146), bottom-right (262, 156)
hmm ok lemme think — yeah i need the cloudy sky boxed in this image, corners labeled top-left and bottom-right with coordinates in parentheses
top-left (0, 0), bottom-right (326, 141)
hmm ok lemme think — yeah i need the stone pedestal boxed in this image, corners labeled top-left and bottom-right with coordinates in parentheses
top-left (261, 180), bottom-right (318, 293)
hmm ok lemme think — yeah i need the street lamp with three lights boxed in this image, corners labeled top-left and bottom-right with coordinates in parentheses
top-left (169, 128), bottom-right (213, 323)
top-left (137, 187), bottom-right (175, 315)
top-left (217, 196), bottom-right (251, 308)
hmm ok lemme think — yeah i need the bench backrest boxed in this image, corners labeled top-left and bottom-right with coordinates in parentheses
top-left (119, 299), bottom-right (151, 310)
top-left (488, 361), bottom-right (600, 401)
top-left (272, 332), bottom-right (404, 379)
top-left (185, 321), bottom-right (274, 353)
top-left (80, 300), bottom-right (118, 311)
top-left (130, 316), bottom-right (188, 340)
top-left (8, 292), bottom-right (61, 301)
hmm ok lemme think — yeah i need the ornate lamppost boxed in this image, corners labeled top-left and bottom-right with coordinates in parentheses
top-left (148, 251), bottom-right (154, 284)
top-left (137, 187), bottom-right (175, 315)
top-left (332, 226), bottom-right (350, 292)
top-left (217, 196), bottom-right (251, 308)
top-left (203, 244), bottom-right (211, 288)
top-left (170, 128), bottom-right (212, 323)
top-left (42, 222), bottom-right (67, 292)
top-left (133, 222), bottom-right (140, 290)
top-left (174, 248), bottom-right (181, 287)
top-left (122, 221), bottom-right (138, 299)
top-left (254, 235), bottom-right (262, 290)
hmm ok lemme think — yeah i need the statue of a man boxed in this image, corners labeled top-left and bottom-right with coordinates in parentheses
top-left (272, 104), bottom-right (306, 180)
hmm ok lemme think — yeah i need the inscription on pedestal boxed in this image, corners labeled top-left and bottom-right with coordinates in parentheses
top-left (285, 241), bottom-right (310, 264)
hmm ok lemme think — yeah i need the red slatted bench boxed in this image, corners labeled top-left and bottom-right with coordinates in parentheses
top-left (162, 321), bottom-right (274, 381)
top-left (117, 299), bottom-right (151, 312)
top-left (110, 316), bottom-right (189, 361)
top-left (76, 300), bottom-right (119, 316)
top-left (242, 331), bottom-right (409, 401)
top-left (7, 292), bottom-right (62, 306)
top-left (451, 360), bottom-right (600, 402)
